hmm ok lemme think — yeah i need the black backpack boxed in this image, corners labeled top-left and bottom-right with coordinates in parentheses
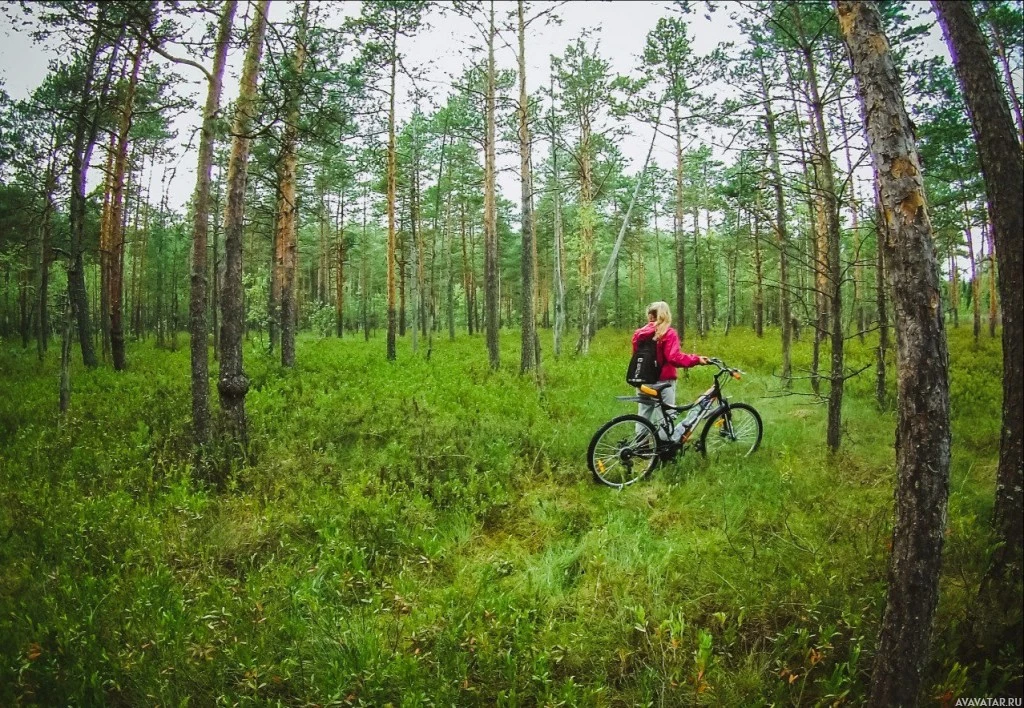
top-left (626, 335), bottom-right (660, 386)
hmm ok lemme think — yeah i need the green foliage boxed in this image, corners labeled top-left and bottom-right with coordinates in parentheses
top-left (0, 325), bottom-right (1015, 704)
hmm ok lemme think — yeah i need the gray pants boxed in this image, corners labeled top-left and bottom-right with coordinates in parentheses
top-left (638, 381), bottom-right (675, 439)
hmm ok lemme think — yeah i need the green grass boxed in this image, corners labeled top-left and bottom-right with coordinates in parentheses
top-left (0, 325), bottom-right (1016, 705)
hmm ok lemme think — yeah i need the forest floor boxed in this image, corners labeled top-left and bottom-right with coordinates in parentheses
top-left (0, 326), bottom-right (1017, 705)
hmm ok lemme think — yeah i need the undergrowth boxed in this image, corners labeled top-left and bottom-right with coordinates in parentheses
top-left (0, 325), bottom-right (1017, 705)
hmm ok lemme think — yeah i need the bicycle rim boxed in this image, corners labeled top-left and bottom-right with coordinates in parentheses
top-left (701, 404), bottom-right (762, 461)
top-left (589, 416), bottom-right (659, 487)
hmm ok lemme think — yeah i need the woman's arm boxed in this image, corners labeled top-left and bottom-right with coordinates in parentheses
top-left (662, 328), bottom-right (704, 368)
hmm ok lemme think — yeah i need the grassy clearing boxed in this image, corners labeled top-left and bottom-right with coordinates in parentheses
top-left (0, 325), bottom-right (1016, 704)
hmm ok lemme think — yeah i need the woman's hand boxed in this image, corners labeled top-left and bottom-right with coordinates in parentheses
top-left (699, 356), bottom-right (710, 365)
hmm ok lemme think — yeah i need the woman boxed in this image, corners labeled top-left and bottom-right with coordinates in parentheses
top-left (632, 301), bottom-right (709, 435)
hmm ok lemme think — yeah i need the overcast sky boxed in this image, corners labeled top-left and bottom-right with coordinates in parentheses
top-left (0, 1), bottom-right (951, 216)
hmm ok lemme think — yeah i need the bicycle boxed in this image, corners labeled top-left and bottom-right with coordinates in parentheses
top-left (587, 358), bottom-right (763, 488)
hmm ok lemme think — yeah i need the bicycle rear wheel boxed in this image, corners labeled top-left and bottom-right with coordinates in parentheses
top-left (587, 414), bottom-right (660, 488)
top-left (699, 403), bottom-right (762, 461)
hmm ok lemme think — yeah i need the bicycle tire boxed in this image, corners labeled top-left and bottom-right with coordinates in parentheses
top-left (587, 414), bottom-right (660, 488)
top-left (699, 402), bottom-right (763, 461)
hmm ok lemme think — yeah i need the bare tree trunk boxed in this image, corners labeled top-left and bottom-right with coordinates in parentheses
top-left (795, 3), bottom-right (845, 453)
top-left (483, 0), bottom-right (500, 368)
top-left (275, 0), bottom-right (308, 368)
top-left (875, 188), bottom-right (890, 411)
top-left (753, 207), bottom-right (764, 337)
top-left (218, 0), bottom-right (270, 446)
top-left (385, 13), bottom-right (399, 361)
top-left (189, 0), bottom-right (236, 449)
top-left (517, 0), bottom-right (537, 374)
top-left (934, 0), bottom-right (1024, 658)
top-left (838, 5), bottom-right (951, 704)
top-left (550, 73), bottom-right (565, 358)
top-left (59, 294), bottom-right (73, 414)
top-left (760, 55), bottom-right (792, 384)
top-left (963, 195), bottom-right (981, 341)
top-left (38, 150), bottom-right (57, 361)
top-left (70, 15), bottom-right (123, 369)
top-left (336, 188), bottom-right (345, 337)
top-left (674, 104), bottom-right (686, 343)
top-left (109, 37), bottom-right (146, 371)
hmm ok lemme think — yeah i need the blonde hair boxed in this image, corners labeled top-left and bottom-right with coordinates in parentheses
top-left (646, 301), bottom-right (672, 340)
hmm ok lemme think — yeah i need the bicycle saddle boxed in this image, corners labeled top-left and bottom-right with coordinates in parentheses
top-left (637, 381), bottom-right (673, 396)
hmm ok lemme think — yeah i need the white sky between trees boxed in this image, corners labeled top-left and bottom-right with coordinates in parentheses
top-left (0, 0), bottom-right (954, 240)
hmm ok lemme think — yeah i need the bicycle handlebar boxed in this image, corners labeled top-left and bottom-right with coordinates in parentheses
top-left (705, 357), bottom-right (744, 378)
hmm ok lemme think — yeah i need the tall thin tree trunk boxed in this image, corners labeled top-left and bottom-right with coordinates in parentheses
top-left (550, 73), bottom-right (565, 358)
top-left (517, 0), bottom-right (537, 374)
top-left (38, 150), bottom-right (57, 361)
top-left (385, 13), bottom-right (399, 361)
top-left (963, 195), bottom-right (981, 341)
top-left (875, 188), bottom-right (889, 410)
top-left (838, 5), bottom-right (952, 704)
top-left (276, 0), bottom-right (308, 368)
top-left (336, 187), bottom-right (346, 337)
top-left (795, 3), bottom-right (845, 452)
top-left (69, 15), bottom-right (123, 369)
top-left (189, 0), bottom-right (236, 449)
top-left (674, 104), bottom-right (686, 343)
top-left (483, 0), bottom-right (500, 368)
top-left (110, 37), bottom-right (146, 371)
top-left (218, 0), bottom-right (270, 446)
top-left (760, 56), bottom-right (792, 384)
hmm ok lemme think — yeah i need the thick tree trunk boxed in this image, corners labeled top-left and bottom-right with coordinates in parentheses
top-left (189, 0), bottom-right (236, 449)
top-left (218, 0), bottom-right (270, 446)
top-left (934, 0), bottom-right (1024, 658)
top-left (838, 4), bottom-right (952, 704)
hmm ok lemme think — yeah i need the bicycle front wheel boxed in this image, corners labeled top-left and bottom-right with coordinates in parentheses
top-left (587, 414), bottom-right (660, 488)
top-left (699, 403), bottom-right (762, 461)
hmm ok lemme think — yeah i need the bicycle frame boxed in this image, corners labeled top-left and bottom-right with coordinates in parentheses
top-left (618, 360), bottom-right (743, 448)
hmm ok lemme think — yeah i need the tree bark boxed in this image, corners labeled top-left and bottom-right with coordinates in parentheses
top-left (517, 0), bottom-right (537, 374)
top-left (69, 13), bottom-right (123, 369)
top-left (875, 188), bottom-right (890, 411)
top-left (385, 12), bottom-right (398, 361)
top-left (934, 0), bottom-right (1024, 658)
top-left (189, 0), bottom-right (236, 449)
top-left (837, 4), bottom-right (952, 704)
top-left (795, 3), bottom-right (845, 453)
top-left (674, 103), bottom-right (686, 344)
top-left (760, 55), bottom-right (792, 385)
top-left (275, 0), bottom-right (308, 368)
top-left (218, 0), bottom-right (270, 446)
top-left (109, 37), bottom-right (147, 371)
top-left (483, 0), bottom-right (500, 369)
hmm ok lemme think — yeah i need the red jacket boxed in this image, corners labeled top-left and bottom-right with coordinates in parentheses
top-left (632, 324), bottom-right (701, 381)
